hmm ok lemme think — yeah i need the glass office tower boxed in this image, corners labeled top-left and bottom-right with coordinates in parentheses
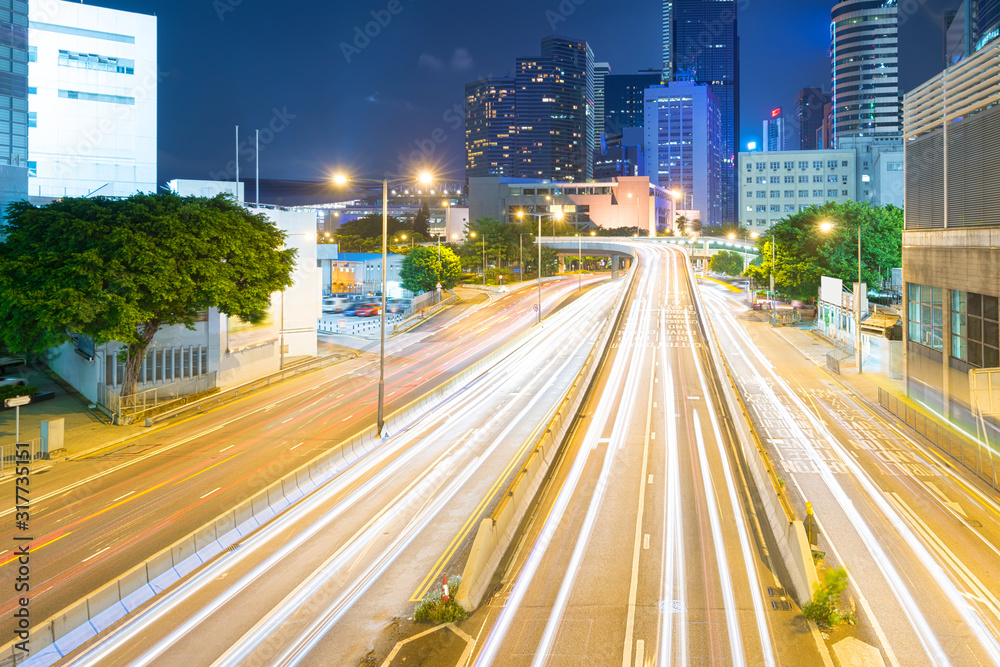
top-left (672, 0), bottom-right (739, 224)
top-left (0, 0), bottom-right (29, 210)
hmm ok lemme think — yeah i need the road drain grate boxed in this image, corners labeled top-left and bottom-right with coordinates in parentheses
top-left (225, 543), bottom-right (242, 553)
top-left (771, 600), bottom-right (792, 611)
top-left (767, 586), bottom-right (787, 597)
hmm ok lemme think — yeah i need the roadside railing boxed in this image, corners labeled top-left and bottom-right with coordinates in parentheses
top-left (826, 343), bottom-right (853, 375)
top-left (878, 386), bottom-right (999, 488)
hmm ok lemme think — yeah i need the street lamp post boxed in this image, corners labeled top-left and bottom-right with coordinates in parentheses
top-left (333, 170), bottom-right (434, 437)
top-left (576, 233), bottom-right (581, 291)
top-left (517, 210), bottom-right (562, 324)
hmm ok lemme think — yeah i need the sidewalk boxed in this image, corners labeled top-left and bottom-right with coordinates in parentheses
top-left (0, 365), bottom-right (147, 463)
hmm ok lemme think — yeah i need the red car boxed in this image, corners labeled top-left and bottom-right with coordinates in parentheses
top-left (355, 303), bottom-right (381, 317)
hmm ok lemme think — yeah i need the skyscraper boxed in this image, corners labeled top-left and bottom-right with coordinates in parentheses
top-left (830, 0), bottom-right (899, 143)
top-left (594, 62), bottom-right (611, 151)
top-left (763, 108), bottom-right (787, 152)
top-left (514, 36), bottom-right (594, 182)
top-left (672, 0), bottom-right (739, 224)
top-left (604, 73), bottom-right (661, 136)
top-left (946, 0), bottom-right (1000, 65)
top-left (465, 77), bottom-right (517, 178)
top-left (793, 88), bottom-right (830, 151)
top-left (644, 80), bottom-right (722, 226)
top-left (662, 1), bottom-right (673, 80)
top-left (0, 0), bottom-right (28, 211)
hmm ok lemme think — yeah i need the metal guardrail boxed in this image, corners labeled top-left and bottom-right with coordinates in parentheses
top-left (878, 386), bottom-right (999, 488)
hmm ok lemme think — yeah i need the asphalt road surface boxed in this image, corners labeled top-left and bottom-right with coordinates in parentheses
top-left (471, 243), bottom-right (822, 666)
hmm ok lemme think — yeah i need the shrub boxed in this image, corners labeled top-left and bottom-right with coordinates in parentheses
top-left (0, 385), bottom-right (37, 403)
top-left (802, 566), bottom-right (855, 628)
top-left (413, 575), bottom-right (466, 624)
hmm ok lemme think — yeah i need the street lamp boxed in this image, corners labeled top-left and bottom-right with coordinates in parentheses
top-left (333, 170), bottom-right (434, 437)
top-left (517, 209), bottom-right (562, 324)
top-left (576, 233), bottom-right (581, 291)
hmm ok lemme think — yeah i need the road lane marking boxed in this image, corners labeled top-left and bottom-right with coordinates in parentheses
top-left (643, 534), bottom-right (650, 550)
top-left (82, 546), bottom-right (111, 563)
top-left (290, 442), bottom-right (304, 451)
top-left (648, 475), bottom-right (653, 484)
top-left (112, 491), bottom-right (135, 502)
top-left (926, 481), bottom-right (967, 518)
top-left (0, 532), bottom-right (71, 568)
top-left (200, 487), bottom-right (221, 499)
top-left (634, 640), bottom-right (645, 667)
top-left (219, 445), bottom-right (235, 453)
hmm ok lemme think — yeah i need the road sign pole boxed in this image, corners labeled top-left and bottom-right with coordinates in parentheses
top-left (5, 395), bottom-right (31, 442)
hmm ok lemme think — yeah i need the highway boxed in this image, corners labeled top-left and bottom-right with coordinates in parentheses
top-left (699, 280), bottom-right (1000, 666)
top-left (45, 274), bottom-right (624, 665)
top-left (472, 243), bottom-right (820, 666)
top-left (0, 277), bottom-right (604, 635)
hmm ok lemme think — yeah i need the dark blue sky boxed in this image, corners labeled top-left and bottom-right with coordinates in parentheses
top-left (93, 0), bottom-right (955, 185)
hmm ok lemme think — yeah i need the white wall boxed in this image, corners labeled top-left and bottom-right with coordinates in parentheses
top-left (169, 179), bottom-right (244, 200)
top-left (28, 0), bottom-right (157, 198)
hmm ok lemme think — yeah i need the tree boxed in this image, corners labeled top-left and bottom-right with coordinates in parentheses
top-left (337, 213), bottom-right (407, 239)
top-left (710, 250), bottom-right (745, 276)
top-left (412, 200), bottom-right (430, 238)
top-left (333, 234), bottom-right (378, 253)
top-left (524, 246), bottom-right (559, 278)
top-left (0, 193), bottom-right (296, 400)
top-left (743, 201), bottom-right (902, 301)
top-left (400, 246), bottom-right (460, 293)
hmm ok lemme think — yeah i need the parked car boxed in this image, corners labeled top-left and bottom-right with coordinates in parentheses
top-left (355, 303), bottom-right (381, 317)
top-left (0, 377), bottom-right (27, 387)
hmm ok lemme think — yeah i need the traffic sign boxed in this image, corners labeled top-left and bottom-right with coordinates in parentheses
top-left (4, 395), bottom-right (30, 408)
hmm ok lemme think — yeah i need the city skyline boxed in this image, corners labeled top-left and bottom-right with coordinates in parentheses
top-left (79, 0), bottom-right (959, 186)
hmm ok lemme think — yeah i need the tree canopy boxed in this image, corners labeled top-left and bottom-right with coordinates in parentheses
top-left (400, 245), bottom-right (461, 293)
top-left (709, 250), bottom-right (745, 277)
top-left (336, 213), bottom-right (408, 239)
top-left (0, 193), bottom-right (296, 399)
top-left (743, 201), bottom-right (902, 301)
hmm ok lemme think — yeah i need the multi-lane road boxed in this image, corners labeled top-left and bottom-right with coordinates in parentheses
top-left (700, 279), bottom-right (1000, 666)
top-left (8, 237), bottom-right (1000, 667)
top-left (0, 277), bottom-right (604, 634)
top-left (472, 243), bottom-right (821, 666)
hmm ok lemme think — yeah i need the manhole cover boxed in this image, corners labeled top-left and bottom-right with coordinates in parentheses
top-left (767, 586), bottom-right (787, 597)
top-left (771, 600), bottom-right (792, 611)
top-left (969, 519), bottom-right (983, 528)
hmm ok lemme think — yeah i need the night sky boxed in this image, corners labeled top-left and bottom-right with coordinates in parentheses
top-left (90, 0), bottom-right (956, 186)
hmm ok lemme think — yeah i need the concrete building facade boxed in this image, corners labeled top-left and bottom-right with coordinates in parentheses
top-left (737, 149), bottom-right (857, 232)
top-left (27, 0), bottom-right (156, 198)
top-left (901, 37), bottom-right (1000, 434)
top-left (469, 175), bottom-right (673, 237)
top-left (0, 0), bottom-right (28, 212)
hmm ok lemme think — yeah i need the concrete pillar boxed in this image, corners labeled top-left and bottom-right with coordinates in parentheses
top-left (612, 254), bottom-right (619, 279)
top-left (902, 281), bottom-right (910, 397)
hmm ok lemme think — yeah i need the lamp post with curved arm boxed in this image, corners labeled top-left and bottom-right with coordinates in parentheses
top-left (516, 209), bottom-right (563, 324)
top-left (333, 170), bottom-right (434, 437)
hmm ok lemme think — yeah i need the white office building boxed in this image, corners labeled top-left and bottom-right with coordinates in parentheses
top-left (27, 0), bottom-right (156, 198)
top-left (738, 149), bottom-right (857, 232)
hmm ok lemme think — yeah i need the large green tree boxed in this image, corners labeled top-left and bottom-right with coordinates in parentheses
top-left (337, 213), bottom-right (407, 239)
top-left (412, 201), bottom-right (431, 238)
top-left (709, 250), bottom-right (745, 276)
top-left (0, 193), bottom-right (296, 400)
top-left (400, 245), bottom-right (461, 293)
top-left (744, 201), bottom-right (902, 301)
